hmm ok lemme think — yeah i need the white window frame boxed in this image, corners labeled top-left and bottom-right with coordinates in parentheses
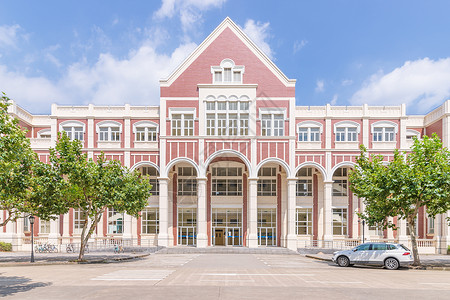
top-left (96, 121), bottom-right (122, 142)
top-left (178, 167), bottom-right (197, 196)
top-left (257, 167), bottom-right (277, 197)
top-left (332, 167), bottom-right (348, 197)
top-left (297, 121), bottom-right (322, 142)
top-left (74, 208), bottom-right (87, 234)
top-left (205, 98), bottom-right (250, 136)
top-left (406, 129), bottom-right (421, 140)
top-left (332, 208), bottom-right (347, 236)
top-left (141, 207), bottom-right (159, 234)
top-left (133, 121), bottom-right (158, 142)
top-left (296, 208), bottom-right (313, 235)
top-left (211, 59), bottom-right (245, 84)
top-left (169, 108), bottom-right (195, 137)
top-left (334, 121), bottom-right (360, 142)
top-left (211, 167), bottom-right (243, 196)
top-left (107, 208), bottom-right (124, 234)
top-left (37, 129), bottom-right (51, 139)
top-left (371, 121), bottom-right (398, 142)
top-left (59, 121), bottom-right (86, 141)
top-left (39, 219), bottom-right (50, 234)
top-left (296, 167), bottom-right (313, 196)
top-left (260, 108), bottom-right (287, 137)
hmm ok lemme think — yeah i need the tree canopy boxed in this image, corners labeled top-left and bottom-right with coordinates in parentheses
top-left (50, 133), bottom-right (153, 261)
top-left (0, 93), bottom-right (67, 226)
top-left (349, 134), bottom-right (450, 265)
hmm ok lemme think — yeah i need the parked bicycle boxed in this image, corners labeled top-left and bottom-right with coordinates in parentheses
top-left (35, 243), bottom-right (58, 253)
top-left (66, 243), bottom-right (89, 253)
top-left (114, 244), bottom-right (124, 254)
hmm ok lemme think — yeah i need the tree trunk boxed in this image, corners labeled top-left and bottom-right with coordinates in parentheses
top-left (77, 212), bottom-right (101, 261)
top-left (407, 218), bottom-right (421, 266)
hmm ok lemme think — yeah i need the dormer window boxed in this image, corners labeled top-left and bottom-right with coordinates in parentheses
top-left (211, 59), bottom-right (244, 84)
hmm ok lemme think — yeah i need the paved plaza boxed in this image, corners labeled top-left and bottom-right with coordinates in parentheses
top-left (0, 250), bottom-right (450, 299)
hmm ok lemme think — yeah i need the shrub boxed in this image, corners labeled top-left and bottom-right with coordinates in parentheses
top-left (0, 242), bottom-right (12, 252)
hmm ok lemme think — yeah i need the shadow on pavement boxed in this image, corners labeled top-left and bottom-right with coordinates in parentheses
top-left (0, 274), bottom-right (50, 297)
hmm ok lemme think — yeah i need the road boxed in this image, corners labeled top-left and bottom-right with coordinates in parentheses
top-left (1, 252), bottom-right (449, 299)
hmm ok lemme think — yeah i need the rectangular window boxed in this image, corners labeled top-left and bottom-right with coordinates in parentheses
top-left (63, 126), bottom-right (84, 141)
top-left (296, 179), bottom-right (312, 196)
top-left (206, 114), bottom-right (215, 136)
top-left (257, 179), bottom-right (277, 196)
top-left (206, 102), bottom-right (215, 110)
top-left (385, 127), bottom-right (395, 141)
top-left (217, 114), bottom-right (227, 136)
top-left (40, 220), bottom-right (50, 234)
top-left (74, 209), bottom-right (87, 234)
top-left (258, 208), bottom-right (276, 228)
top-left (296, 208), bottom-right (312, 235)
top-left (136, 127), bottom-right (146, 141)
top-left (108, 208), bottom-right (124, 234)
top-left (240, 102), bottom-right (249, 110)
top-left (336, 127), bottom-right (345, 142)
top-left (273, 114), bottom-right (284, 136)
top-left (233, 71), bottom-right (241, 82)
top-left (110, 127), bottom-right (120, 141)
top-left (172, 114), bottom-right (193, 136)
top-left (336, 127), bottom-right (357, 142)
top-left (214, 71), bottom-right (222, 83)
top-left (149, 178), bottom-right (159, 196)
top-left (427, 216), bottom-right (435, 234)
top-left (258, 167), bottom-right (276, 177)
top-left (299, 127), bottom-right (320, 142)
top-left (332, 208), bottom-right (347, 235)
top-left (373, 127), bottom-right (395, 142)
top-left (332, 179), bottom-right (348, 196)
top-left (373, 127), bottom-right (383, 142)
top-left (178, 208), bottom-right (197, 227)
top-left (217, 102), bottom-right (227, 110)
top-left (240, 114), bottom-right (249, 136)
top-left (228, 114), bottom-right (238, 135)
top-left (261, 114), bottom-right (271, 136)
top-left (23, 217), bottom-right (30, 232)
top-left (99, 127), bottom-right (109, 141)
top-left (347, 127), bottom-right (357, 141)
top-left (228, 102), bottom-right (238, 110)
top-left (299, 128), bottom-right (308, 142)
top-left (212, 179), bottom-right (242, 196)
top-left (141, 208), bottom-right (159, 234)
top-left (178, 179), bottom-right (197, 196)
top-left (223, 68), bottom-right (232, 82)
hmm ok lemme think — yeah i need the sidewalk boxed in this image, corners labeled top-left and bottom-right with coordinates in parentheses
top-left (0, 247), bottom-right (160, 266)
top-left (305, 252), bottom-right (450, 270)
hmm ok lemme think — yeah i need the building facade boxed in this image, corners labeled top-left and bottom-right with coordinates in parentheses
top-left (2, 18), bottom-right (450, 253)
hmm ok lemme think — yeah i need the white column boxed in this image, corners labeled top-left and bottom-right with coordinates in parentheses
top-left (48, 217), bottom-right (60, 244)
top-left (248, 178), bottom-right (258, 248)
top-left (323, 181), bottom-right (333, 242)
top-left (286, 178), bottom-right (297, 251)
top-left (87, 117), bottom-right (94, 149)
top-left (196, 178), bottom-right (208, 247)
top-left (15, 218), bottom-right (24, 250)
top-left (123, 213), bottom-right (132, 241)
top-left (62, 212), bottom-right (70, 243)
top-left (158, 178), bottom-right (169, 247)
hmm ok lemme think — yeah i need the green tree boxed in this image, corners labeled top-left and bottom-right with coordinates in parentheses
top-left (50, 133), bottom-right (152, 261)
top-left (349, 134), bottom-right (450, 266)
top-left (0, 93), bottom-right (67, 226)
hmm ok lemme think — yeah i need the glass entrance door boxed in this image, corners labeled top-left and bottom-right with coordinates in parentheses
top-left (212, 208), bottom-right (242, 246)
top-left (178, 208), bottom-right (197, 246)
top-left (178, 227), bottom-right (196, 246)
top-left (257, 208), bottom-right (277, 246)
top-left (258, 227), bottom-right (276, 246)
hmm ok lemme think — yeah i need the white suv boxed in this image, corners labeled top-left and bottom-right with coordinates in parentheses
top-left (332, 243), bottom-right (414, 270)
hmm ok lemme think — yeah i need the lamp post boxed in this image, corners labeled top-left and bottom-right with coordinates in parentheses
top-left (362, 219), bottom-right (365, 243)
top-left (29, 216), bottom-right (35, 263)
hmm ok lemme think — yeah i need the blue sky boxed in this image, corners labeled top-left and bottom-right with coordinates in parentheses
top-left (1, 0), bottom-right (450, 115)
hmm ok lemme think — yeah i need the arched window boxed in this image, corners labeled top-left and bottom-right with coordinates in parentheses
top-left (59, 121), bottom-right (85, 141)
top-left (211, 59), bottom-right (245, 84)
top-left (297, 121), bottom-right (323, 142)
top-left (96, 121), bottom-right (122, 142)
top-left (37, 129), bottom-right (51, 139)
top-left (371, 121), bottom-right (398, 142)
top-left (133, 121), bottom-right (158, 142)
top-left (334, 121), bottom-right (360, 142)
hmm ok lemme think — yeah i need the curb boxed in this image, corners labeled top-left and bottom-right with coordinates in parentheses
top-left (304, 255), bottom-right (450, 270)
top-left (0, 252), bottom-right (152, 267)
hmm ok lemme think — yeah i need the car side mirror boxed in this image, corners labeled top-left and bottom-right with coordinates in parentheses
top-left (353, 249), bottom-right (358, 252)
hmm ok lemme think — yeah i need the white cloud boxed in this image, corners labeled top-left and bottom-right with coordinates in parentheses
top-left (293, 40), bottom-right (307, 54)
top-left (0, 42), bottom-right (197, 113)
top-left (154, 0), bottom-right (226, 34)
top-left (350, 58), bottom-right (450, 113)
top-left (330, 94), bottom-right (338, 105)
top-left (242, 19), bottom-right (274, 60)
top-left (341, 79), bottom-right (353, 86)
top-left (315, 80), bottom-right (324, 92)
top-left (0, 24), bottom-right (21, 48)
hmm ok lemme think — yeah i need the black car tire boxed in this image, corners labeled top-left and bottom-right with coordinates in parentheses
top-left (384, 257), bottom-right (400, 270)
top-left (337, 255), bottom-right (350, 267)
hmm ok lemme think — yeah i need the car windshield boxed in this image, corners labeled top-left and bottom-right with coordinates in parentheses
top-left (399, 244), bottom-right (410, 251)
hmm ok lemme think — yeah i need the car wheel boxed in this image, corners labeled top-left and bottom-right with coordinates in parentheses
top-left (337, 256), bottom-right (350, 267)
top-left (384, 257), bottom-right (399, 270)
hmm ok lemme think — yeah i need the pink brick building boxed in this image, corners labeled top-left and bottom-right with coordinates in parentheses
top-left (3, 18), bottom-right (450, 253)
